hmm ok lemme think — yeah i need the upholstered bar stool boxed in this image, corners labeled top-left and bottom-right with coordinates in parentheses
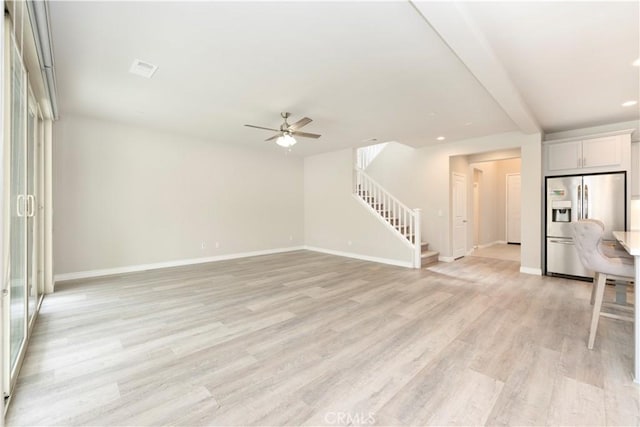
top-left (571, 219), bottom-right (634, 349)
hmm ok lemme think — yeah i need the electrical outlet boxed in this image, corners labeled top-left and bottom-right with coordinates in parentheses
top-left (215, 242), bottom-right (220, 249)
top-left (201, 241), bottom-right (206, 249)
top-left (289, 235), bottom-right (293, 241)
top-left (347, 240), bottom-right (352, 246)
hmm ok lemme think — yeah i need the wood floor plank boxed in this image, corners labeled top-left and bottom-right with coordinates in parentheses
top-left (6, 250), bottom-right (639, 426)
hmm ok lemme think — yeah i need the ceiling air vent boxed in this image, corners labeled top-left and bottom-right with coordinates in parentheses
top-left (129, 59), bottom-right (158, 79)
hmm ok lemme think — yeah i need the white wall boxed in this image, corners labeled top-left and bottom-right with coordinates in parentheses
top-left (304, 149), bottom-right (414, 266)
top-left (53, 114), bottom-right (304, 276)
top-left (366, 131), bottom-right (542, 273)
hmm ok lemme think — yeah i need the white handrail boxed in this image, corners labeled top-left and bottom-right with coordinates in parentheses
top-left (353, 167), bottom-right (422, 268)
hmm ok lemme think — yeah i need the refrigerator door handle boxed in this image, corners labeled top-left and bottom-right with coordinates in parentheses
top-left (584, 184), bottom-right (589, 219)
top-left (577, 184), bottom-right (582, 219)
top-left (549, 239), bottom-right (574, 244)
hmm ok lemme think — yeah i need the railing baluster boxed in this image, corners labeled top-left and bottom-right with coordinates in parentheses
top-left (354, 167), bottom-right (419, 265)
top-left (409, 211), bottom-right (413, 241)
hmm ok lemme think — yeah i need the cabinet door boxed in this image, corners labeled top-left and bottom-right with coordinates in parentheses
top-left (547, 140), bottom-right (582, 171)
top-left (582, 135), bottom-right (621, 168)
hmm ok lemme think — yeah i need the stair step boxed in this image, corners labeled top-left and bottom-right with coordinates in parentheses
top-left (421, 242), bottom-right (429, 251)
top-left (421, 250), bottom-right (439, 267)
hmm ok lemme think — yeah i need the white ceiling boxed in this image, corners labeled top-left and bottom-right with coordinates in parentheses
top-left (48, 1), bottom-right (639, 156)
top-left (463, 1), bottom-right (640, 133)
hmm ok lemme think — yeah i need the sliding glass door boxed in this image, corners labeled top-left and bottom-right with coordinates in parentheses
top-left (7, 25), bottom-right (27, 378)
top-left (3, 18), bottom-right (44, 399)
top-left (2, 7), bottom-right (51, 405)
top-left (27, 96), bottom-right (39, 326)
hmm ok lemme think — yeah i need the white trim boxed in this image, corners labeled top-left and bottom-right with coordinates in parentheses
top-left (304, 246), bottom-right (413, 269)
top-left (478, 240), bottom-right (507, 249)
top-left (438, 256), bottom-right (455, 262)
top-left (54, 246), bottom-right (305, 282)
top-left (520, 266), bottom-right (542, 276)
top-left (506, 172), bottom-right (521, 244)
top-left (451, 172), bottom-right (467, 259)
top-left (543, 128), bottom-right (635, 144)
top-left (0, 13), bottom-right (5, 419)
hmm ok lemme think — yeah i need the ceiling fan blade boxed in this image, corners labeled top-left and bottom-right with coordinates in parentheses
top-left (245, 124), bottom-right (280, 132)
top-left (288, 117), bottom-right (312, 131)
top-left (292, 131), bottom-right (321, 139)
top-left (265, 133), bottom-right (283, 142)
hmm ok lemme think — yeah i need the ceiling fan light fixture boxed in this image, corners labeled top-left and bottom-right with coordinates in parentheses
top-left (276, 133), bottom-right (297, 148)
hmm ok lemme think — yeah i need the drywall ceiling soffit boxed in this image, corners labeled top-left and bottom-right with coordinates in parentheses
top-left (411, 1), bottom-right (540, 135)
top-left (47, 1), bottom-right (518, 156)
top-left (461, 1), bottom-right (640, 134)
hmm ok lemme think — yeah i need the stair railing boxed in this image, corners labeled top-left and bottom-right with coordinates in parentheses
top-left (356, 142), bottom-right (388, 170)
top-left (353, 167), bottom-right (421, 268)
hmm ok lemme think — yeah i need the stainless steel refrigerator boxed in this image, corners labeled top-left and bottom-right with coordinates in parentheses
top-left (546, 172), bottom-right (626, 278)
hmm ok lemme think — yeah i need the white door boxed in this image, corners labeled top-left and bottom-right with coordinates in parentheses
top-left (473, 182), bottom-right (480, 248)
top-left (452, 173), bottom-right (467, 259)
top-left (506, 173), bottom-right (521, 244)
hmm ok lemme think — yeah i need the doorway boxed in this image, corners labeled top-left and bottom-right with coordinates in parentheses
top-left (466, 151), bottom-right (522, 264)
top-left (452, 172), bottom-right (467, 259)
top-left (472, 169), bottom-right (482, 249)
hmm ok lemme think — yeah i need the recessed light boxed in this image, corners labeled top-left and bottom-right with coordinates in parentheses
top-left (129, 59), bottom-right (158, 79)
top-left (436, 136), bottom-right (445, 141)
top-left (463, 122), bottom-right (473, 126)
top-left (633, 58), bottom-right (640, 67)
top-left (426, 112), bottom-right (437, 117)
top-left (622, 100), bottom-right (638, 107)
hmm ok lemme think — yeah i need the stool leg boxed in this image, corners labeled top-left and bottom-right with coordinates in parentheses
top-left (590, 278), bottom-right (597, 305)
top-left (588, 272), bottom-right (607, 349)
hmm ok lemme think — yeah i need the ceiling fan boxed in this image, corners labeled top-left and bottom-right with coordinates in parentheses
top-left (244, 112), bottom-right (321, 148)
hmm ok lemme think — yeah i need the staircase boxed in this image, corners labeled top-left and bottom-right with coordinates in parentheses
top-left (354, 167), bottom-right (439, 268)
top-left (419, 242), bottom-right (439, 268)
top-left (357, 142), bottom-right (388, 170)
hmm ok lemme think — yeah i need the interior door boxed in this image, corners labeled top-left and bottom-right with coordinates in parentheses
top-left (506, 173), bottom-right (521, 244)
top-left (452, 173), bottom-right (467, 259)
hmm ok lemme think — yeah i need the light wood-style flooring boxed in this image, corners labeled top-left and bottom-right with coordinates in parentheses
top-left (470, 243), bottom-right (521, 262)
top-left (6, 251), bottom-right (640, 426)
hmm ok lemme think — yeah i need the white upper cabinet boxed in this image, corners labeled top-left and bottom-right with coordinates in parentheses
top-left (582, 135), bottom-right (622, 168)
top-left (547, 140), bottom-right (582, 171)
top-left (545, 132), bottom-right (631, 175)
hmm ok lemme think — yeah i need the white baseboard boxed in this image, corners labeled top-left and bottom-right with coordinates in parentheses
top-left (54, 246), bottom-right (306, 282)
top-left (304, 246), bottom-right (413, 268)
top-left (438, 256), bottom-right (455, 262)
top-left (520, 266), bottom-right (542, 276)
top-left (478, 240), bottom-right (507, 249)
